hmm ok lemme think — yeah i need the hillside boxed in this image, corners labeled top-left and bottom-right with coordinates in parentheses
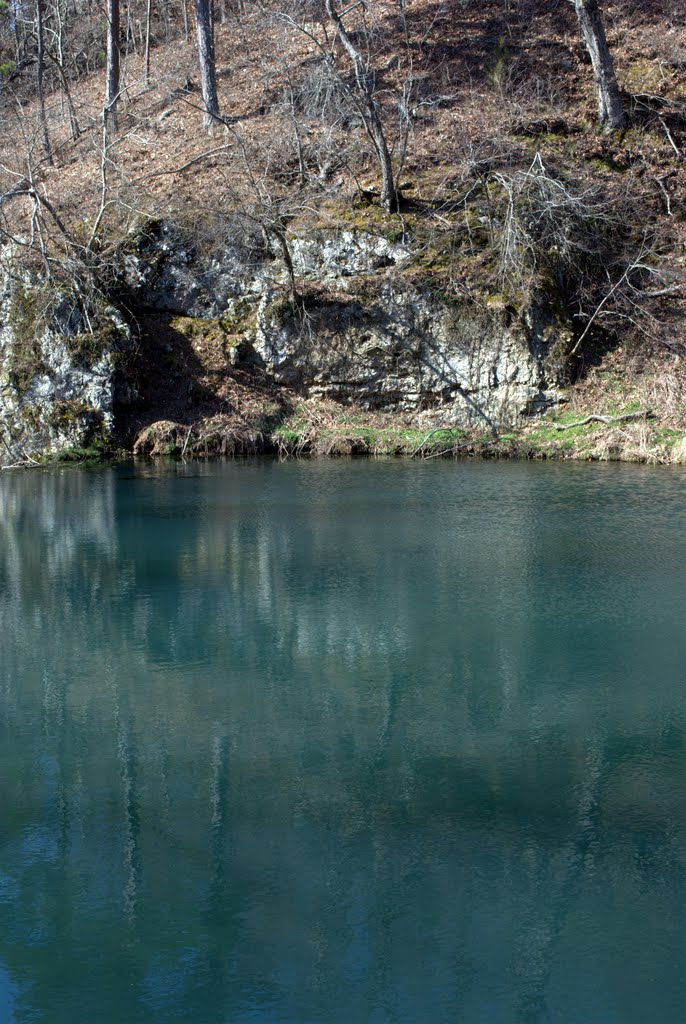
top-left (1, 0), bottom-right (685, 463)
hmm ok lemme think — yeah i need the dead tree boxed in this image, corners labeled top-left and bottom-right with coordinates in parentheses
top-left (195, 0), bottom-right (220, 127)
top-left (574, 0), bottom-right (625, 130)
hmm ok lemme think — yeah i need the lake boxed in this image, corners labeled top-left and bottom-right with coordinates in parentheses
top-left (0, 459), bottom-right (684, 1023)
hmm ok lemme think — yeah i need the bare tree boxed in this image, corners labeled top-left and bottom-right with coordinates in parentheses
top-left (274, 1), bottom-right (400, 212)
top-left (323, 0), bottom-right (397, 212)
top-left (226, 126), bottom-right (307, 306)
top-left (105, 0), bottom-right (120, 133)
top-left (574, 0), bottom-right (625, 130)
top-left (195, 0), bottom-right (220, 127)
top-left (42, 5), bottom-right (80, 139)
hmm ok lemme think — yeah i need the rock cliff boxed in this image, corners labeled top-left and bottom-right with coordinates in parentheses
top-left (1, 221), bottom-right (571, 461)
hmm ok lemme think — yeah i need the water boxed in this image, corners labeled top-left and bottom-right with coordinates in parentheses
top-left (0, 459), bottom-right (684, 1024)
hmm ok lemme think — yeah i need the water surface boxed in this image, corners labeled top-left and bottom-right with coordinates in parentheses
top-left (0, 460), bottom-right (684, 1023)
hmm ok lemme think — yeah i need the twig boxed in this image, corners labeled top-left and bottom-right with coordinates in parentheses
top-left (654, 170), bottom-right (677, 217)
top-left (181, 427), bottom-right (193, 457)
top-left (569, 261), bottom-right (633, 356)
top-left (658, 117), bottom-right (682, 161)
top-left (632, 93), bottom-right (686, 113)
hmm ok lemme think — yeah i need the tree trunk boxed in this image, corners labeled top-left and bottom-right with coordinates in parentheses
top-left (35, 0), bottom-right (53, 164)
top-left (144, 0), bottom-right (152, 85)
top-left (270, 224), bottom-right (301, 307)
top-left (13, 2), bottom-right (26, 65)
top-left (105, 0), bottom-right (120, 134)
top-left (195, 0), bottom-right (220, 128)
top-left (52, 0), bottom-right (80, 138)
top-left (324, 0), bottom-right (397, 213)
top-left (44, 48), bottom-right (80, 139)
top-left (574, 0), bottom-right (625, 130)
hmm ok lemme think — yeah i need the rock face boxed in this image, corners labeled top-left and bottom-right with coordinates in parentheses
top-left (251, 285), bottom-right (562, 428)
top-left (1, 221), bottom-right (570, 459)
top-left (0, 255), bottom-right (130, 463)
top-left (120, 221), bottom-right (569, 426)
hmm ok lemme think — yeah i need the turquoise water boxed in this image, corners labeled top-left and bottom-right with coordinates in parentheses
top-left (0, 460), bottom-right (684, 1023)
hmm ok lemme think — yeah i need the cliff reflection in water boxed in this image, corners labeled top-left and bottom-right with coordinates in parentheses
top-left (0, 460), bottom-right (684, 1023)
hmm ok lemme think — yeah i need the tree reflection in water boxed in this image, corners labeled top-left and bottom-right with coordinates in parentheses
top-left (0, 460), bottom-right (684, 1023)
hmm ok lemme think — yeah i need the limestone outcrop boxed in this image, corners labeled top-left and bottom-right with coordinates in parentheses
top-left (1, 221), bottom-right (571, 460)
top-left (0, 253), bottom-right (130, 464)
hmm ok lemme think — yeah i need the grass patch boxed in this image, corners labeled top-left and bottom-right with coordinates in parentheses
top-left (273, 407), bottom-right (470, 457)
top-left (53, 441), bottom-right (124, 465)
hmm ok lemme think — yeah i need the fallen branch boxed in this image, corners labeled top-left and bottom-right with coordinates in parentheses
top-left (636, 283), bottom-right (686, 298)
top-left (554, 410), bottom-right (654, 431)
top-left (410, 426), bottom-right (446, 457)
top-left (132, 144), bottom-right (231, 183)
top-left (422, 440), bottom-right (477, 459)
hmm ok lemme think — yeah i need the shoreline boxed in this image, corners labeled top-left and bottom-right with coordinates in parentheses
top-left (6, 420), bottom-right (685, 469)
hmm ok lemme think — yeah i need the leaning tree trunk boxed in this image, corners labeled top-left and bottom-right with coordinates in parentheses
top-left (105, 0), bottom-right (120, 134)
top-left (35, 0), bottom-right (52, 164)
top-left (324, 0), bottom-right (398, 213)
top-left (574, 0), bottom-right (625, 130)
top-left (195, 0), bottom-right (220, 128)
